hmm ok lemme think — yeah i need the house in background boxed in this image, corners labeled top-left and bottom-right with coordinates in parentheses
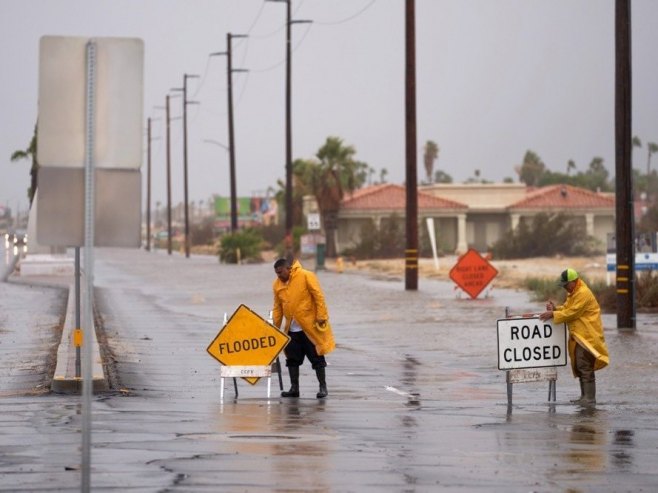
top-left (505, 184), bottom-right (615, 249)
top-left (421, 183), bottom-right (528, 253)
top-left (336, 183), bottom-right (468, 254)
top-left (332, 182), bottom-right (615, 255)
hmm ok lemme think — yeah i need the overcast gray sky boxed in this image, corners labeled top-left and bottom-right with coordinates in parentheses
top-left (2, 0), bottom-right (658, 216)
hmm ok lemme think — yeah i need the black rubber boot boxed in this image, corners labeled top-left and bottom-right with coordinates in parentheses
top-left (581, 381), bottom-right (596, 405)
top-left (570, 378), bottom-right (585, 404)
top-left (281, 366), bottom-right (300, 397)
top-left (315, 367), bottom-right (328, 399)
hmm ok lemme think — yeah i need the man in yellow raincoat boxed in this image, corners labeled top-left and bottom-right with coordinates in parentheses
top-left (272, 257), bottom-right (336, 398)
top-left (539, 268), bottom-right (609, 405)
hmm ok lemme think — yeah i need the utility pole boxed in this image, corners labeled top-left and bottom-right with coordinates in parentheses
top-left (405, 0), bottom-right (418, 291)
top-left (615, 0), bottom-right (635, 329)
top-left (154, 94), bottom-right (181, 255)
top-left (211, 33), bottom-right (248, 232)
top-left (146, 117), bottom-right (152, 251)
top-left (172, 74), bottom-right (199, 258)
top-left (266, 0), bottom-right (311, 256)
top-left (166, 95), bottom-right (174, 255)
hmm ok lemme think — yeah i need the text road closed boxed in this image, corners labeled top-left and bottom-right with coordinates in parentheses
top-left (497, 318), bottom-right (567, 370)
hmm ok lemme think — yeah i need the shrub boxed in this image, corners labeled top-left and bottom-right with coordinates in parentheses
top-left (218, 228), bottom-right (264, 264)
top-left (259, 223), bottom-right (285, 250)
top-left (190, 218), bottom-right (216, 246)
top-left (491, 212), bottom-right (602, 259)
top-left (597, 271), bottom-right (658, 311)
top-left (523, 277), bottom-right (563, 302)
top-left (524, 271), bottom-right (658, 313)
top-left (347, 214), bottom-right (405, 259)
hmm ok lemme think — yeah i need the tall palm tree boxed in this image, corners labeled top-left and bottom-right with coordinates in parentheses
top-left (306, 137), bottom-right (368, 257)
top-left (632, 135), bottom-right (642, 170)
top-left (647, 142), bottom-right (658, 176)
top-left (10, 124), bottom-right (38, 206)
top-left (423, 140), bottom-right (439, 184)
top-left (518, 150), bottom-right (545, 186)
top-left (566, 159), bottom-right (576, 176)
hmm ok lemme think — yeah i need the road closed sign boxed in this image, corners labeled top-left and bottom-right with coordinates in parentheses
top-left (449, 249), bottom-right (498, 299)
top-left (497, 317), bottom-right (567, 370)
top-left (207, 304), bottom-right (290, 384)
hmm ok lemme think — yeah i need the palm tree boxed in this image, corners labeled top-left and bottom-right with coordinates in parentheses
top-left (304, 137), bottom-right (368, 257)
top-left (518, 150), bottom-right (545, 186)
top-left (566, 159), bottom-right (576, 176)
top-left (379, 168), bottom-right (388, 184)
top-left (10, 124), bottom-right (38, 205)
top-left (647, 142), bottom-right (658, 176)
top-left (632, 135), bottom-right (643, 171)
top-left (368, 166), bottom-right (375, 186)
top-left (423, 140), bottom-right (439, 184)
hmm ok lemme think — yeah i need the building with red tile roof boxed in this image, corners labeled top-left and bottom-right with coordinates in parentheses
top-left (335, 183), bottom-right (468, 253)
top-left (507, 184), bottom-right (615, 245)
top-left (328, 182), bottom-right (615, 254)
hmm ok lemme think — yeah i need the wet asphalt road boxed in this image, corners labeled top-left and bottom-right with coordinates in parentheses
top-left (1, 247), bottom-right (658, 492)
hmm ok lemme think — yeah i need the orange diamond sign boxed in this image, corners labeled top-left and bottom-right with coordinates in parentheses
top-left (449, 248), bottom-right (498, 299)
top-left (207, 304), bottom-right (290, 385)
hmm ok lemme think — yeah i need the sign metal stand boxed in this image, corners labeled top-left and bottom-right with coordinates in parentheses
top-left (502, 307), bottom-right (561, 414)
top-left (211, 308), bottom-right (288, 401)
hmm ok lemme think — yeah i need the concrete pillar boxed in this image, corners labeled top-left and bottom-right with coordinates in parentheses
top-left (510, 213), bottom-right (520, 231)
top-left (456, 214), bottom-right (468, 254)
top-left (585, 213), bottom-right (594, 236)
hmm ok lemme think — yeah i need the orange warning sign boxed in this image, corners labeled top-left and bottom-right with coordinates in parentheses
top-left (449, 249), bottom-right (498, 299)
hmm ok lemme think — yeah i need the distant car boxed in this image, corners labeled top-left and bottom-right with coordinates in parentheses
top-left (6, 229), bottom-right (28, 251)
top-left (14, 231), bottom-right (27, 247)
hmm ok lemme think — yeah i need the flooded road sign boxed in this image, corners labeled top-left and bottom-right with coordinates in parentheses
top-left (497, 317), bottom-right (567, 370)
top-left (449, 248), bottom-right (498, 299)
top-left (207, 304), bottom-right (290, 384)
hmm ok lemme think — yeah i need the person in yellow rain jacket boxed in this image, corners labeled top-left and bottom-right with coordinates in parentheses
top-left (539, 268), bottom-right (609, 405)
top-left (272, 257), bottom-right (336, 398)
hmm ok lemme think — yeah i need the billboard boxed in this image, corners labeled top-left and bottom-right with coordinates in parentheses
top-left (213, 196), bottom-right (278, 228)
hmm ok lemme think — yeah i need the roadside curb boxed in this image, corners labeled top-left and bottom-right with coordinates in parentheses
top-left (51, 283), bottom-right (108, 394)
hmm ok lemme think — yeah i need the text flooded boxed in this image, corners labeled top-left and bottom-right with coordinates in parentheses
top-left (218, 336), bottom-right (278, 355)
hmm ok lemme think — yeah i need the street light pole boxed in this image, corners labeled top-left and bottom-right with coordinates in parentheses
top-left (172, 74), bottom-right (199, 258)
top-left (203, 138), bottom-right (229, 229)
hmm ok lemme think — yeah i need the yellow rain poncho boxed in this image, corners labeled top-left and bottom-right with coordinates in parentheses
top-left (552, 278), bottom-right (609, 377)
top-left (272, 260), bottom-right (336, 355)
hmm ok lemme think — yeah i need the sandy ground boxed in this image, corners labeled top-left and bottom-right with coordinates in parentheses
top-left (207, 247), bottom-right (609, 291)
top-left (324, 254), bottom-right (610, 290)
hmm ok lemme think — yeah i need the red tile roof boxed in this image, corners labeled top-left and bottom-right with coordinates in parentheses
top-left (341, 183), bottom-right (468, 210)
top-left (509, 184), bottom-right (615, 210)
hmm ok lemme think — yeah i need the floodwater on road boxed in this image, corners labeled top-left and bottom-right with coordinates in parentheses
top-left (1, 248), bottom-right (657, 491)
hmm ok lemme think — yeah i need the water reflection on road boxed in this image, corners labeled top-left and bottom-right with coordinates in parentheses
top-left (3, 248), bottom-right (658, 491)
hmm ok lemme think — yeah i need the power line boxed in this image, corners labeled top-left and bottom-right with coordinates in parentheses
top-left (313, 0), bottom-right (378, 26)
top-left (246, 22), bottom-right (313, 73)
